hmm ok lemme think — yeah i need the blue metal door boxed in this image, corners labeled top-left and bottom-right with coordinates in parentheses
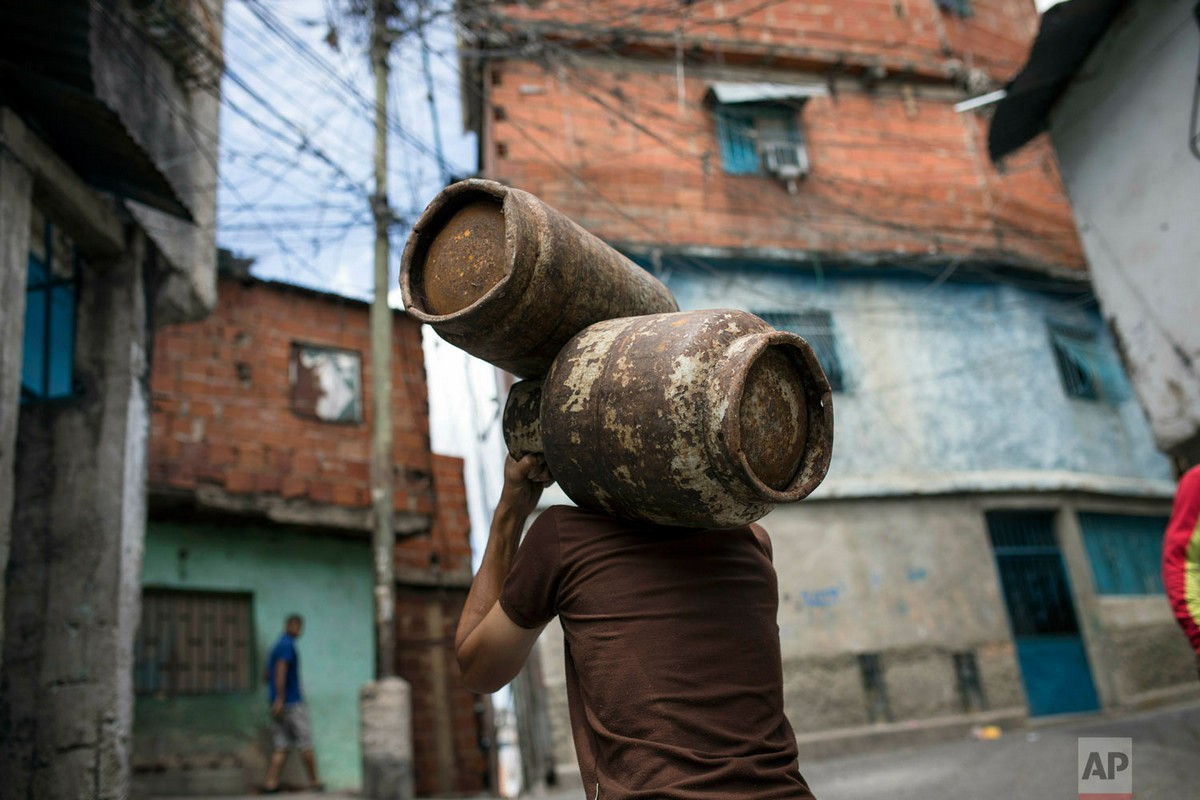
top-left (987, 511), bottom-right (1100, 717)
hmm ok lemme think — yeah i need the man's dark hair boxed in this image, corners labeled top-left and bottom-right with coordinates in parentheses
top-left (286, 613), bottom-right (303, 626)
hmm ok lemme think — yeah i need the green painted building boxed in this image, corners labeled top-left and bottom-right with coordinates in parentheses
top-left (133, 522), bottom-right (374, 791)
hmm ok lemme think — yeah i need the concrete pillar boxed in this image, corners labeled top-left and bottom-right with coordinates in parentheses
top-left (360, 676), bottom-right (414, 800)
top-left (0, 148), bottom-right (33, 674)
top-left (0, 231), bottom-right (150, 800)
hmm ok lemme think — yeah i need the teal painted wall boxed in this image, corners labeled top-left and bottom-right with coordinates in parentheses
top-left (135, 522), bottom-right (374, 790)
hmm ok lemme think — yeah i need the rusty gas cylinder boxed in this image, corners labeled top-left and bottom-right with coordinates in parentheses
top-left (503, 309), bottom-right (834, 528)
top-left (400, 179), bottom-right (678, 378)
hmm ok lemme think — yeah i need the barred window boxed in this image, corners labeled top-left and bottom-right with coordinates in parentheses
top-left (1048, 323), bottom-right (1126, 404)
top-left (1078, 512), bottom-right (1168, 595)
top-left (756, 310), bottom-right (845, 391)
top-left (135, 589), bottom-right (253, 695)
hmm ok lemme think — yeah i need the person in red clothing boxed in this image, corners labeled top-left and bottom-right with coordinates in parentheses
top-left (1162, 464), bottom-right (1200, 679)
top-left (455, 455), bottom-right (816, 799)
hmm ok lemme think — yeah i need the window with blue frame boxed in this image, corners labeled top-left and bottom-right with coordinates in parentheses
top-left (715, 103), bottom-right (806, 176)
top-left (1048, 322), bottom-right (1126, 404)
top-left (22, 208), bottom-right (78, 402)
top-left (756, 310), bottom-right (845, 391)
top-left (936, 0), bottom-right (973, 17)
top-left (1078, 512), bottom-right (1168, 595)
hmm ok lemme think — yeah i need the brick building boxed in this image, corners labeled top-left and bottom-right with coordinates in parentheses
top-left (457, 0), bottom-right (1194, 788)
top-left (133, 269), bottom-right (491, 795)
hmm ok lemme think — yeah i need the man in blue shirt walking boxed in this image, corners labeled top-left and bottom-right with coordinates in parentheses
top-left (263, 614), bottom-right (322, 792)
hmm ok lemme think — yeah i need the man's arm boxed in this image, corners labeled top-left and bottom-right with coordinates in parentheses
top-left (272, 657), bottom-right (287, 716)
top-left (455, 454), bottom-right (552, 694)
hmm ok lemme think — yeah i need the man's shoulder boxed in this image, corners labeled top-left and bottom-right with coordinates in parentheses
top-left (270, 635), bottom-right (296, 657)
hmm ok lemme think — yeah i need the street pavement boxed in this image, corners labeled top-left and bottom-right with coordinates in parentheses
top-left (166, 700), bottom-right (1199, 799)
top-left (526, 700), bottom-right (1200, 800)
top-left (799, 701), bottom-right (1198, 800)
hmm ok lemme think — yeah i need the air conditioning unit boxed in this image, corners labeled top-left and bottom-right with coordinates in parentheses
top-left (761, 142), bottom-right (810, 194)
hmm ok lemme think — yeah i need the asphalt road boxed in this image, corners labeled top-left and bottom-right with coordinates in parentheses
top-left (168, 700), bottom-right (1200, 800)
top-left (799, 702), bottom-right (1199, 800)
top-left (528, 700), bottom-right (1200, 800)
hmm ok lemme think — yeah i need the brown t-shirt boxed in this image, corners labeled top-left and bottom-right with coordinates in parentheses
top-left (500, 505), bottom-right (815, 799)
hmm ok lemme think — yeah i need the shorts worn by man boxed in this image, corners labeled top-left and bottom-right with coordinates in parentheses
top-left (456, 455), bottom-right (815, 799)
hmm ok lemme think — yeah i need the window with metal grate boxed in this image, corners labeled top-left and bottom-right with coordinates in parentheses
top-left (1078, 512), bottom-right (1169, 595)
top-left (1047, 322), bottom-right (1127, 404)
top-left (135, 589), bottom-right (254, 695)
top-left (756, 310), bottom-right (845, 391)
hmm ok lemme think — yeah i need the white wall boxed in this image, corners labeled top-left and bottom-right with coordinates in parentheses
top-left (1048, 0), bottom-right (1200, 458)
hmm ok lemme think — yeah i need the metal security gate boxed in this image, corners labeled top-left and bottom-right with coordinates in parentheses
top-left (987, 511), bottom-right (1100, 717)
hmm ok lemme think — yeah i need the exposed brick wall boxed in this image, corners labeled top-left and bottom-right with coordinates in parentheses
top-left (394, 455), bottom-right (488, 795)
top-left (396, 587), bottom-right (493, 797)
top-left (480, 0), bottom-right (1038, 82)
top-left (396, 454), bottom-right (475, 577)
top-left (148, 275), bottom-right (435, 518)
top-left (482, 56), bottom-right (1083, 272)
top-left (149, 276), bottom-right (487, 794)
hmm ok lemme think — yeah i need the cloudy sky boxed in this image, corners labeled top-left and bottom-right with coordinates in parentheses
top-left (216, 0), bottom-right (506, 562)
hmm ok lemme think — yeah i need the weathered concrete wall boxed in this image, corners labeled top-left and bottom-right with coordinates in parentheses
top-left (135, 521), bottom-right (374, 791)
top-left (1048, 0), bottom-right (1200, 461)
top-left (1095, 600), bottom-right (1197, 703)
top-left (664, 266), bottom-right (1173, 486)
top-left (0, 150), bottom-right (32, 674)
top-left (764, 496), bottom-right (1025, 731)
top-left (90, 0), bottom-right (225, 325)
top-left (1, 235), bottom-right (151, 800)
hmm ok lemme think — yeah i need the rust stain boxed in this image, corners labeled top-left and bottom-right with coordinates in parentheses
top-left (504, 309), bottom-right (835, 529)
top-left (740, 346), bottom-right (807, 490)
top-left (400, 179), bottom-right (678, 378)
top-left (419, 198), bottom-right (508, 315)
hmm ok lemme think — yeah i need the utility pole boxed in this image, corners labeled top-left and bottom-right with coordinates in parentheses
top-left (369, 0), bottom-right (395, 681)
top-left (360, 7), bottom-right (412, 797)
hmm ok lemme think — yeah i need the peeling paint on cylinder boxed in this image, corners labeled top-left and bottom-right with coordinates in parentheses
top-left (400, 179), bottom-right (678, 378)
top-left (504, 310), bottom-right (835, 528)
top-left (502, 380), bottom-right (543, 458)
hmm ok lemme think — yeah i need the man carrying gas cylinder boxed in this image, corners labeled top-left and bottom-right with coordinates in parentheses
top-left (454, 453), bottom-right (817, 799)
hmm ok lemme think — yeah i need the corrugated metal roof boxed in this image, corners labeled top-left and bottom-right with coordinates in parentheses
top-left (988, 0), bottom-right (1129, 162)
top-left (705, 81), bottom-right (829, 105)
top-left (0, 0), bottom-right (194, 221)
